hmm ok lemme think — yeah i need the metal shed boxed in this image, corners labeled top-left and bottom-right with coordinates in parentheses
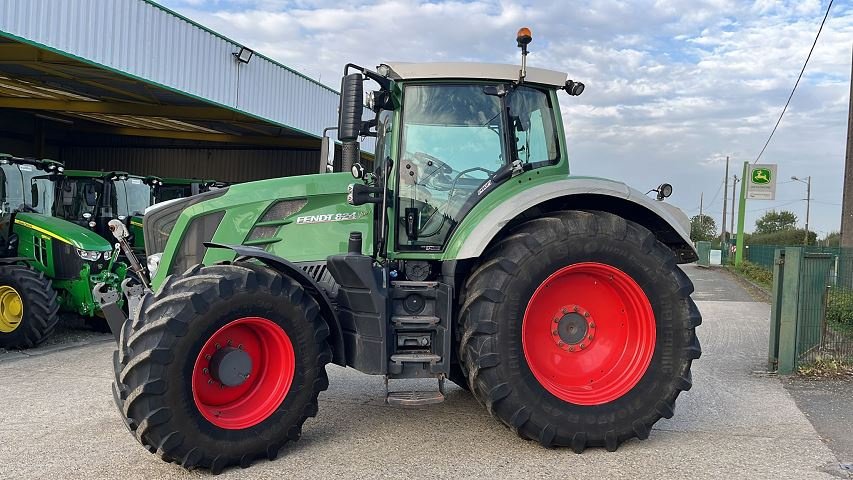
top-left (0, 0), bottom-right (351, 182)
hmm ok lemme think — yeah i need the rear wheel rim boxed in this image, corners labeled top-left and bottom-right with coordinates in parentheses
top-left (192, 317), bottom-right (295, 429)
top-left (522, 262), bottom-right (656, 405)
top-left (0, 286), bottom-right (23, 333)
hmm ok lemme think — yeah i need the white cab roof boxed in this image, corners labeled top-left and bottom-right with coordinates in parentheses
top-left (382, 62), bottom-right (568, 87)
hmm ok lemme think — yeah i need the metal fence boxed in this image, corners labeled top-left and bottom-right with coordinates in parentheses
top-left (744, 244), bottom-right (843, 270)
top-left (769, 247), bottom-right (853, 373)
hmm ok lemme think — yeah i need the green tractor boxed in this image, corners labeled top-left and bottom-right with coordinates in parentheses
top-left (126, 177), bottom-right (227, 254)
top-left (56, 170), bottom-right (157, 254)
top-left (104, 30), bottom-right (700, 473)
top-left (0, 155), bottom-right (126, 348)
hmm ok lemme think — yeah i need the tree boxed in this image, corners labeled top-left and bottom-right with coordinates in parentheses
top-left (690, 214), bottom-right (717, 242)
top-left (754, 210), bottom-right (797, 235)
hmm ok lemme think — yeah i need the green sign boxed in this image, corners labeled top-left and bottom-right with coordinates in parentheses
top-left (751, 168), bottom-right (771, 184)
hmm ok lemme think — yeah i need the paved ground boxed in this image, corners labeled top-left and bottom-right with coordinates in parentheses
top-left (0, 264), bottom-right (849, 479)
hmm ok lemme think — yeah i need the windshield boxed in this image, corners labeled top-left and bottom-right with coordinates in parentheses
top-left (56, 177), bottom-right (107, 220)
top-left (0, 163), bottom-right (55, 215)
top-left (157, 185), bottom-right (192, 203)
top-left (116, 178), bottom-right (153, 216)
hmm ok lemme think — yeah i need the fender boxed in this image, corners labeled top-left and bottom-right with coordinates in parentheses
top-left (204, 242), bottom-right (347, 366)
top-left (445, 177), bottom-right (698, 263)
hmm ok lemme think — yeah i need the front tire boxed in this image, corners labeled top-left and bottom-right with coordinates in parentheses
top-left (459, 210), bottom-right (701, 452)
top-left (0, 265), bottom-right (59, 349)
top-left (112, 263), bottom-right (331, 473)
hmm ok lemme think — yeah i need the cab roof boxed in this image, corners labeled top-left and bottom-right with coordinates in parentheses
top-left (381, 62), bottom-right (568, 87)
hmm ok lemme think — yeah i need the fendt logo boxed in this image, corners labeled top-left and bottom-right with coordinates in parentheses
top-left (751, 168), bottom-right (771, 185)
top-left (295, 212), bottom-right (365, 224)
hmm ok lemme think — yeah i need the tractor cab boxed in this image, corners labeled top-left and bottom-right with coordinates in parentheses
top-left (55, 170), bottom-right (156, 244)
top-left (0, 154), bottom-right (63, 255)
top-left (154, 177), bottom-right (226, 203)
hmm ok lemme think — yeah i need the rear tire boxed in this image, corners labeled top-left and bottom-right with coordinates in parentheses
top-left (112, 263), bottom-right (331, 473)
top-left (459, 210), bottom-right (701, 452)
top-left (0, 265), bottom-right (59, 349)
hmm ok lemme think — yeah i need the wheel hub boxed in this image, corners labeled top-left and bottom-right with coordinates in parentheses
top-left (0, 286), bottom-right (23, 333)
top-left (209, 346), bottom-right (252, 387)
top-left (550, 305), bottom-right (595, 351)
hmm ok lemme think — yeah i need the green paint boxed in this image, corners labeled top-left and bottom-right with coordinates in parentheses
top-left (777, 247), bottom-right (802, 374)
top-left (751, 167), bottom-right (772, 185)
top-left (735, 161), bottom-right (748, 265)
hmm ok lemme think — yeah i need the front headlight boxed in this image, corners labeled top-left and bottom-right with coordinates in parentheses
top-left (76, 249), bottom-right (104, 261)
top-left (103, 250), bottom-right (113, 260)
top-left (147, 253), bottom-right (162, 277)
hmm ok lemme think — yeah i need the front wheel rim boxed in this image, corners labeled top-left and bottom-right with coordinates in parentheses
top-left (0, 286), bottom-right (24, 333)
top-left (191, 317), bottom-right (295, 429)
top-left (522, 262), bottom-right (656, 405)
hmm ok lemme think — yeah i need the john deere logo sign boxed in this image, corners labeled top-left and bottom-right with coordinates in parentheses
top-left (747, 164), bottom-right (777, 200)
top-left (751, 168), bottom-right (771, 184)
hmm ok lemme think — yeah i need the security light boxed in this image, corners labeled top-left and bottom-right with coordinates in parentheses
top-left (233, 47), bottom-right (254, 64)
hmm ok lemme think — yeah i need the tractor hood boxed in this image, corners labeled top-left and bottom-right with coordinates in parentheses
top-left (145, 172), bottom-right (374, 289)
top-left (14, 212), bottom-right (113, 251)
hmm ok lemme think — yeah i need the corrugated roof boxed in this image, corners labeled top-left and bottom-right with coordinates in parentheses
top-left (0, 0), bottom-right (341, 140)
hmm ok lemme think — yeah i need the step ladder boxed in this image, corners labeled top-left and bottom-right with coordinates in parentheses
top-left (385, 376), bottom-right (446, 406)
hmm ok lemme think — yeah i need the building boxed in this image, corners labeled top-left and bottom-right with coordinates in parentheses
top-left (0, 0), bottom-right (355, 182)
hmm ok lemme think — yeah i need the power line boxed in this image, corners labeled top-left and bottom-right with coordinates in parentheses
top-left (747, 199), bottom-right (802, 212)
top-left (753, 0), bottom-right (834, 164)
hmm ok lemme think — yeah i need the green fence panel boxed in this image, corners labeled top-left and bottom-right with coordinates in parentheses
top-left (696, 241), bottom-right (711, 267)
top-left (796, 253), bottom-right (833, 364)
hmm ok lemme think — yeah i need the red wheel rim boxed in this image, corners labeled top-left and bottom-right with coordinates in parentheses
top-left (192, 317), bottom-right (295, 429)
top-left (522, 262), bottom-right (656, 405)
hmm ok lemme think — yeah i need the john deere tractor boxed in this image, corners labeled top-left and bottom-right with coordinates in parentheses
top-left (56, 170), bottom-right (158, 254)
top-left (105, 29), bottom-right (700, 473)
top-left (0, 155), bottom-right (126, 348)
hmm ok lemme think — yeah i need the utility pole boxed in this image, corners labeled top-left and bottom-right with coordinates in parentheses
top-left (699, 192), bottom-right (703, 220)
top-left (792, 175), bottom-right (812, 245)
top-left (721, 156), bottom-right (729, 244)
top-left (841, 45), bottom-right (853, 247)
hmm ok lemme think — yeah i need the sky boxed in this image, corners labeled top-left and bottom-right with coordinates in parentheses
top-left (157, 0), bottom-right (853, 237)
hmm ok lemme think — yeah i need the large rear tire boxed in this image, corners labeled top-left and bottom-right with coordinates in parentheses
top-left (0, 265), bottom-right (59, 349)
top-left (459, 210), bottom-right (701, 452)
top-left (112, 263), bottom-right (331, 473)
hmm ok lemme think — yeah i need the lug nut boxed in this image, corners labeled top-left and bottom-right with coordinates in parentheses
top-left (215, 343), bottom-right (221, 350)
top-left (552, 330), bottom-right (558, 336)
top-left (207, 379), bottom-right (213, 385)
top-left (202, 368), bottom-right (209, 375)
top-left (584, 312), bottom-right (590, 318)
top-left (553, 317), bottom-right (560, 323)
top-left (227, 339), bottom-right (233, 346)
top-left (573, 306), bottom-right (580, 312)
top-left (561, 307), bottom-right (569, 314)
top-left (589, 323), bottom-right (596, 329)
top-left (237, 344), bottom-right (243, 350)
top-left (568, 346), bottom-right (575, 352)
top-left (205, 354), bottom-right (211, 360)
top-left (558, 341), bottom-right (565, 347)
top-left (580, 343), bottom-right (586, 349)
top-left (588, 335), bottom-right (594, 341)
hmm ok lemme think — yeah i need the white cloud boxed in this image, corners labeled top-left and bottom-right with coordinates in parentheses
top-left (159, 0), bottom-right (852, 235)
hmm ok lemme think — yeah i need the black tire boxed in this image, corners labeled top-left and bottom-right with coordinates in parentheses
top-left (459, 210), bottom-right (701, 452)
top-left (112, 263), bottom-right (331, 473)
top-left (0, 265), bottom-right (59, 349)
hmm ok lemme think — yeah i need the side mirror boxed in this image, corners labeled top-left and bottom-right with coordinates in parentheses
top-left (30, 184), bottom-right (38, 208)
top-left (338, 73), bottom-right (364, 142)
top-left (338, 73), bottom-right (363, 172)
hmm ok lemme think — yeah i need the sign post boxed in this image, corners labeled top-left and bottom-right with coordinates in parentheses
top-left (736, 162), bottom-right (778, 265)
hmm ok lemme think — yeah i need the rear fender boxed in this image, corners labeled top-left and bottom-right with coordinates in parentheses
top-left (446, 178), bottom-right (698, 263)
top-left (204, 242), bottom-right (346, 366)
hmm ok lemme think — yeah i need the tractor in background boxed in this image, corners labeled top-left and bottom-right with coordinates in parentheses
top-left (104, 29), bottom-right (700, 473)
top-left (0, 154), bottom-right (126, 348)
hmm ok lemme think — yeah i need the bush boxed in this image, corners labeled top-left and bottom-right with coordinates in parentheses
top-left (826, 289), bottom-right (853, 331)
top-left (748, 229), bottom-right (817, 246)
top-left (733, 261), bottom-right (773, 288)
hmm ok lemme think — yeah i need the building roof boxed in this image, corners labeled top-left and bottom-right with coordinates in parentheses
top-left (0, 0), bottom-right (341, 145)
top-left (382, 62), bottom-right (568, 87)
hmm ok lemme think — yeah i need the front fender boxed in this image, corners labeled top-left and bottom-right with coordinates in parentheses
top-left (445, 177), bottom-right (697, 263)
top-left (204, 242), bottom-right (346, 366)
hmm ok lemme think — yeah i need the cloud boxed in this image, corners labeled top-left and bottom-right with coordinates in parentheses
top-left (158, 0), bottom-right (852, 235)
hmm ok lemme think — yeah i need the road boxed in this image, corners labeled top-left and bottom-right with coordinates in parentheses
top-left (0, 265), bottom-right (848, 479)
